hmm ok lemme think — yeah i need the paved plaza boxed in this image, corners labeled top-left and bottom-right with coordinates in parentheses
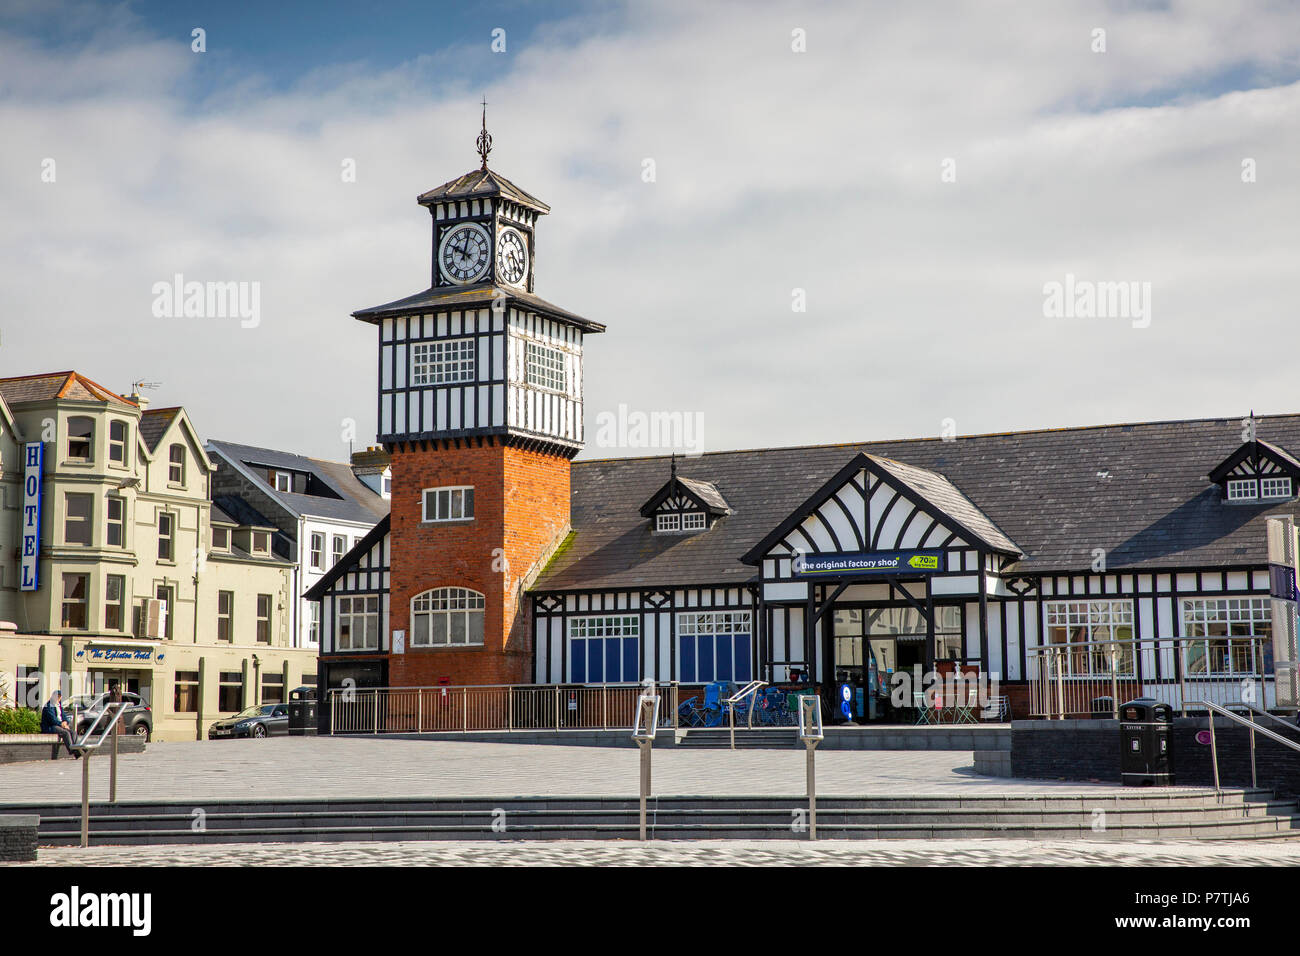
top-left (0, 736), bottom-right (1155, 805)
top-left (13, 837), bottom-right (1300, 867)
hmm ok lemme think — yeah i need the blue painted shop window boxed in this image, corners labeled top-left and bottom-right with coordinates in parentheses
top-left (569, 637), bottom-right (639, 683)
top-left (679, 633), bottom-right (751, 683)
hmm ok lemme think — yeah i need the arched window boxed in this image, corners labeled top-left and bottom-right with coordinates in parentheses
top-left (411, 587), bottom-right (485, 647)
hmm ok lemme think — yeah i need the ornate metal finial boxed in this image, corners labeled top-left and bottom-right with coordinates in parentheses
top-left (670, 453), bottom-right (677, 480)
top-left (476, 97), bottom-right (493, 170)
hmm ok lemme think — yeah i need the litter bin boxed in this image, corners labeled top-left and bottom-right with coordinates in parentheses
top-left (288, 685), bottom-right (318, 737)
top-left (1119, 697), bottom-right (1174, 785)
top-left (1091, 696), bottom-right (1115, 719)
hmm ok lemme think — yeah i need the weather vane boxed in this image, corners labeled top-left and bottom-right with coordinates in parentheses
top-left (476, 97), bottom-right (493, 170)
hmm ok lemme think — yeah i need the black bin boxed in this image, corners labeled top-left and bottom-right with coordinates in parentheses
top-left (1091, 696), bottom-right (1115, 719)
top-left (288, 685), bottom-right (318, 737)
top-left (1119, 697), bottom-right (1174, 785)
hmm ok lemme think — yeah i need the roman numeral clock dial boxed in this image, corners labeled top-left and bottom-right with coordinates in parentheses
top-left (438, 222), bottom-right (491, 284)
top-left (496, 226), bottom-right (529, 286)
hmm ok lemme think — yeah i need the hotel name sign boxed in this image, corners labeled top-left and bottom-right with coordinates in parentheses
top-left (793, 549), bottom-right (947, 577)
top-left (20, 442), bottom-right (42, 591)
top-left (74, 644), bottom-right (162, 666)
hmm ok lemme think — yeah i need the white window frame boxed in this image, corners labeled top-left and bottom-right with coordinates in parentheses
top-left (655, 513), bottom-right (680, 532)
top-left (568, 615), bottom-right (640, 684)
top-left (331, 534), bottom-right (347, 564)
top-left (309, 532), bottom-right (324, 570)
top-left (410, 587), bottom-right (486, 647)
top-left (525, 341), bottom-right (566, 393)
top-left (682, 512), bottom-right (707, 531)
top-left (1043, 600), bottom-right (1135, 677)
top-left (251, 531), bottom-right (270, 554)
top-left (1181, 597), bottom-right (1271, 676)
top-left (274, 471), bottom-right (292, 492)
top-left (422, 486), bottom-right (474, 523)
top-left (336, 595), bottom-right (380, 651)
top-left (1261, 476), bottom-right (1292, 499)
top-left (677, 610), bottom-right (753, 683)
top-left (411, 338), bottom-right (475, 386)
top-left (1227, 478), bottom-right (1258, 501)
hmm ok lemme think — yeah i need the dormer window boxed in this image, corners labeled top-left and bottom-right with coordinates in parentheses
top-left (274, 471), bottom-right (292, 492)
top-left (1210, 436), bottom-right (1300, 506)
top-left (1262, 477), bottom-right (1292, 499)
top-left (1227, 479), bottom-right (1258, 501)
top-left (212, 527), bottom-right (231, 551)
top-left (640, 467), bottom-right (730, 535)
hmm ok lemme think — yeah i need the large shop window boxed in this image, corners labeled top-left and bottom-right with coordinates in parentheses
top-left (1182, 598), bottom-right (1272, 675)
top-left (411, 587), bottom-right (485, 647)
top-left (336, 595), bottom-right (380, 651)
top-left (1043, 600), bottom-right (1135, 676)
top-left (569, 616), bottom-right (639, 684)
top-left (174, 671), bottom-right (199, 713)
top-left (678, 611), bottom-right (752, 683)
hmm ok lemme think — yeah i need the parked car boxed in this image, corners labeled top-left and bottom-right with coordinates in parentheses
top-left (67, 692), bottom-right (153, 741)
top-left (208, 703), bottom-right (290, 740)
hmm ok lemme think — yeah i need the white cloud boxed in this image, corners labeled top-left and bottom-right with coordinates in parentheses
top-left (1, 0), bottom-right (1298, 461)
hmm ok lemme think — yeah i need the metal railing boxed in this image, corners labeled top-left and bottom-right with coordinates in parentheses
top-left (723, 680), bottom-right (768, 750)
top-left (1193, 699), bottom-right (1300, 792)
top-left (1028, 637), bottom-right (1273, 719)
top-left (326, 682), bottom-right (679, 735)
top-left (73, 700), bottom-right (128, 848)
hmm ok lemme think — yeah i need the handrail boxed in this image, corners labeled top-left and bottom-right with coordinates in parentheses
top-left (1191, 699), bottom-right (1300, 793)
top-left (1237, 703), bottom-right (1300, 739)
top-left (725, 680), bottom-right (769, 751)
top-left (73, 701), bottom-right (128, 751)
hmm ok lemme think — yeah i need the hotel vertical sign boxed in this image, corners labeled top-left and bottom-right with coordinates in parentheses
top-left (20, 441), bottom-right (42, 591)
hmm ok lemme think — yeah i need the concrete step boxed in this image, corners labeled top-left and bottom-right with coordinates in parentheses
top-left (17, 788), bottom-right (1299, 845)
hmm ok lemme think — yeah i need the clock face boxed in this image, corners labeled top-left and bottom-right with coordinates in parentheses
top-left (496, 227), bottom-right (529, 286)
top-left (438, 222), bottom-right (491, 284)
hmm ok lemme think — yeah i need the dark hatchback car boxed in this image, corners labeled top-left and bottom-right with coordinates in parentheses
top-left (67, 692), bottom-right (153, 741)
top-left (208, 703), bottom-right (290, 740)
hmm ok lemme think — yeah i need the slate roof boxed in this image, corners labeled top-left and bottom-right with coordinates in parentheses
top-left (0, 371), bottom-right (136, 408)
top-left (871, 455), bottom-right (1021, 555)
top-left (417, 167), bottom-right (550, 213)
top-left (531, 414), bottom-right (1300, 592)
top-left (211, 494), bottom-right (295, 562)
top-left (207, 440), bottom-right (389, 526)
top-left (139, 407), bottom-right (182, 451)
top-left (351, 282), bottom-right (604, 333)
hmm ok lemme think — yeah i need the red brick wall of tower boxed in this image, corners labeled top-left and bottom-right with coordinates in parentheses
top-left (386, 439), bottom-right (571, 687)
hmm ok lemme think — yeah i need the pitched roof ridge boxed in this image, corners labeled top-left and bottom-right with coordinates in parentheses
top-left (575, 412), bottom-right (1300, 466)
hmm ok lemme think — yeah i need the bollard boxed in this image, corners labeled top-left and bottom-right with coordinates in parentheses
top-left (797, 695), bottom-right (824, 841)
top-left (631, 688), bottom-right (661, 842)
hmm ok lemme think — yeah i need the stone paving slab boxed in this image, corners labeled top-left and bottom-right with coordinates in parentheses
top-left (10, 838), bottom-right (1300, 867)
top-left (0, 737), bottom-right (1186, 805)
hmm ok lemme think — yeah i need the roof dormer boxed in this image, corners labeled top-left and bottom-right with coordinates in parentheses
top-left (1208, 435), bottom-right (1300, 503)
top-left (639, 460), bottom-right (730, 534)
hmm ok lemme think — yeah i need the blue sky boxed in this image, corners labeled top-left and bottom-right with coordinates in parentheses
top-left (2, 1), bottom-right (1299, 461)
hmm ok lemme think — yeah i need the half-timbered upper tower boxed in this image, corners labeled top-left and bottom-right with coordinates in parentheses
top-left (352, 114), bottom-right (604, 686)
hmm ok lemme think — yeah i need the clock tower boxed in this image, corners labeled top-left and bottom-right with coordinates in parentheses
top-left (353, 113), bottom-right (604, 686)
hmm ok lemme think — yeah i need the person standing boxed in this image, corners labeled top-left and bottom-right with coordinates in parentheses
top-left (40, 690), bottom-right (80, 759)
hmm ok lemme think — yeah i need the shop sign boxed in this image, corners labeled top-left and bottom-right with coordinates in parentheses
top-left (794, 549), bottom-right (946, 577)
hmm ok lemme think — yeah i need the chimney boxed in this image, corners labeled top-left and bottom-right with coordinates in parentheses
top-left (124, 391), bottom-right (150, 410)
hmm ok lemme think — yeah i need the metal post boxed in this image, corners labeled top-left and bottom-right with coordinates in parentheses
top-left (806, 742), bottom-right (817, 840)
top-left (1179, 644), bottom-right (1190, 718)
top-left (1054, 648), bottom-right (1065, 720)
top-left (602, 685), bottom-right (607, 730)
top-left (463, 688), bottom-right (469, 731)
top-left (372, 690), bottom-right (379, 734)
top-left (672, 683), bottom-right (679, 731)
top-left (1208, 709), bottom-right (1221, 793)
top-left (638, 739), bottom-right (651, 841)
top-left (1110, 646), bottom-right (1120, 719)
top-left (554, 686), bottom-right (560, 731)
top-left (417, 690), bottom-right (423, 733)
top-left (80, 747), bottom-right (90, 848)
top-left (507, 689), bottom-right (513, 732)
top-left (729, 701), bottom-right (736, 750)
top-left (109, 710), bottom-right (119, 805)
top-left (1249, 710), bottom-right (1258, 789)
